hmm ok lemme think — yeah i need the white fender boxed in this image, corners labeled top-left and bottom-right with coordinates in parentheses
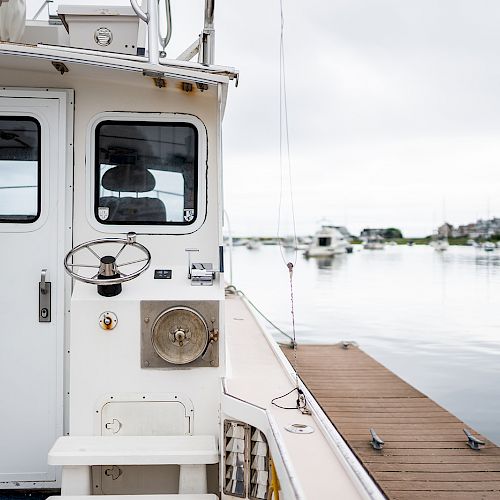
top-left (0, 0), bottom-right (26, 42)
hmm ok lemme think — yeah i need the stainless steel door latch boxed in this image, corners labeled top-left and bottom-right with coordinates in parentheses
top-left (39, 269), bottom-right (51, 322)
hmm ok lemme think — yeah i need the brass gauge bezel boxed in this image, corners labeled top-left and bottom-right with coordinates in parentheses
top-left (151, 306), bottom-right (209, 365)
top-left (140, 300), bottom-right (219, 368)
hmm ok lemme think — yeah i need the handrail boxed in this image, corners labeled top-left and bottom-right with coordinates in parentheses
top-left (204, 0), bottom-right (215, 29)
top-left (32, 0), bottom-right (53, 20)
top-left (130, 0), bottom-right (159, 64)
top-left (159, 0), bottom-right (172, 55)
top-left (130, 0), bottom-right (147, 23)
top-left (201, 0), bottom-right (215, 65)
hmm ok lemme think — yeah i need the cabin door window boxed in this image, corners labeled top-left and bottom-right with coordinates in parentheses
top-left (319, 237), bottom-right (331, 247)
top-left (0, 91), bottom-right (70, 486)
top-left (0, 117), bottom-right (40, 222)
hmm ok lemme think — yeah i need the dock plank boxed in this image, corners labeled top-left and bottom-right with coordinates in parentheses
top-left (281, 344), bottom-right (500, 500)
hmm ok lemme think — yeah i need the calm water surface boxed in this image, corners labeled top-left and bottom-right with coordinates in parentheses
top-left (228, 244), bottom-right (500, 445)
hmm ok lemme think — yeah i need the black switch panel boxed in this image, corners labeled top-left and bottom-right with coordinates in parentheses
top-left (154, 269), bottom-right (172, 279)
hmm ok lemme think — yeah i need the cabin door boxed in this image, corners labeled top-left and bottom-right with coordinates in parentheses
top-left (0, 90), bottom-right (72, 486)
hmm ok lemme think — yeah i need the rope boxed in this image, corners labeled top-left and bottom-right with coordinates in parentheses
top-left (287, 262), bottom-right (299, 387)
top-left (270, 263), bottom-right (309, 414)
top-left (225, 285), bottom-right (295, 346)
top-left (270, 1), bottom-right (309, 415)
top-left (226, 281), bottom-right (309, 414)
top-left (277, 0), bottom-right (298, 268)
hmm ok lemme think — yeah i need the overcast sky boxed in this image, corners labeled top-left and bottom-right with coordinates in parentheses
top-left (27, 0), bottom-right (500, 236)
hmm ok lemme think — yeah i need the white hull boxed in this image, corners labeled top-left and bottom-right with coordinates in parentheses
top-left (305, 225), bottom-right (349, 257)
top-left (430, 239), bottom-right (449, 251)
top-left (364, 242), bottom-right (384, 250)
top-left (305, 246), bottom-right (346, 257)
top-left (245, 240), bottom-right (261, 250)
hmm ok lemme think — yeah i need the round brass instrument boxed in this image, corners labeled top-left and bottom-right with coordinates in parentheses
top-left (151, 307), bottom-right (209, 365)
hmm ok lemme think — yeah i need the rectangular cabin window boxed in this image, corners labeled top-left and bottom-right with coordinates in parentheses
top-left (318, 237), bottom-right (331, 247)
top-left (0, 117), bottom-right (41, 223)
top-left (95, 121), bottom-right (198, 225)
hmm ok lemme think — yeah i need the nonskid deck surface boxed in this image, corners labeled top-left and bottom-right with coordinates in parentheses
top-left (281, 343), bottom-right (500, 500)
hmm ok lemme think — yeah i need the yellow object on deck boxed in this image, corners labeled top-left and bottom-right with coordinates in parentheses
top-left (267, 457), bottom-right (280, 500)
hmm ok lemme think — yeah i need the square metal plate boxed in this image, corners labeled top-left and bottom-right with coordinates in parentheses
top-left (140, 300), bottom-right (219, 368)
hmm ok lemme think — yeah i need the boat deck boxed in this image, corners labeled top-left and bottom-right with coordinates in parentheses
top-left (281, 343), bottom-right (500, 500)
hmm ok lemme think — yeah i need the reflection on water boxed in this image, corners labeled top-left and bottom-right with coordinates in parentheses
top-left (229, 244), bottom-right (500, 445)
top-left (311, 256), bottom-right (335, 269)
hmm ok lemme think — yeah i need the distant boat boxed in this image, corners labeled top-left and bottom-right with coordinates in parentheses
top-left (296, 236), bottom-right (313, 251)
top-left (245, 238), bottom-right (261, 250)
top-left (482, 241), bottom-right (496, 252)
top-left (262, 238), bottom-right (279, 245)
top-left (304, 225), bottom-right (349, 257)
top-left (281, 236), bottom-right (296, 249)
top-left (364, 235), bottom-right (385, 250)
top-left (430, 236), bottom-right (449, 252)
top-left (232, 238), bottom-right (247, 247)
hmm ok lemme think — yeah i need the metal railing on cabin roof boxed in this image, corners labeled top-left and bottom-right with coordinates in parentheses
top-left (129, 0), bottom-right (215, 66)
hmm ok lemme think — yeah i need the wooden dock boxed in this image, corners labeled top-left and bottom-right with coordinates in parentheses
top-left (281, 343), bottom-right (500, 500)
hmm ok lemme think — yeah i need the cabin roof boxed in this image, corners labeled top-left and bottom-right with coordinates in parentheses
top-left (0, 40), bottom-right (238, 86)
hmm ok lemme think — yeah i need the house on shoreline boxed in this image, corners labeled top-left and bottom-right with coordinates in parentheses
top-left (438, 217), bottom-right (500, 239)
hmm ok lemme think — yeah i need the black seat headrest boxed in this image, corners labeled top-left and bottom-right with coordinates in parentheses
top-left (102, 165), bottom-right (156, 193)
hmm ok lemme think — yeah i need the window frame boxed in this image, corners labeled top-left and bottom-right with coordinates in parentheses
top-left (94, 120), bottom-right (199, 227)
top-left (0, 116), bottom-right (41, 224)
top-left (87, 112), bottom-right (208, 235)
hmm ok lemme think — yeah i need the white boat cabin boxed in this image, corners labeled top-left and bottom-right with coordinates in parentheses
top-left (0, 1), bottom-right (383, 499)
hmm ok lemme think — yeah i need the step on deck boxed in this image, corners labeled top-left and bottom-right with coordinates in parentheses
top-left (48, 436), bottom-right (219, 465)
top-left (48, 436), bottom-right (218, 497)
top-left (281, 343), bottom-right (500, 500)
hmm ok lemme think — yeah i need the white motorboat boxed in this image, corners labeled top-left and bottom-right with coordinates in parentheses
top-left (430, 236), bottom-right (449, 252)
top-left (304, 225), bottom-right (349, 257)
top-left (245, 238), bottom-right (261, 250)
top-left (363, 236), bottom-right (385, 250)
top-left (0, 2), bottom-right (382, 500)
top-left (483, 241), bottom-right (496, 252)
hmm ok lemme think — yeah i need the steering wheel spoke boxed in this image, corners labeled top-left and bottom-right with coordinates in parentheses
top-left (114, 243), bottom-right (127, 260)
top-left (118, 257), bottom-right (149, 267)
top-left (86, 245), bottom-right (102, 260)
top-left (66, 263), bottom-right (100, 268)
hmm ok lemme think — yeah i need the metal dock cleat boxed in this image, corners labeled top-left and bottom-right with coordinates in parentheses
top-left (370, 428), bottom-right (385, 450)
top-left (464, 429), bottom-right (485, 450)
top-left (341, 340), bottom-right (358, 349)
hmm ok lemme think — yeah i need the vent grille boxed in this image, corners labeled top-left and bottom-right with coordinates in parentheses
top-left (223, 420), bottom-right (270, 499)
top-left (249, 428), bottom-right (269, 499)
